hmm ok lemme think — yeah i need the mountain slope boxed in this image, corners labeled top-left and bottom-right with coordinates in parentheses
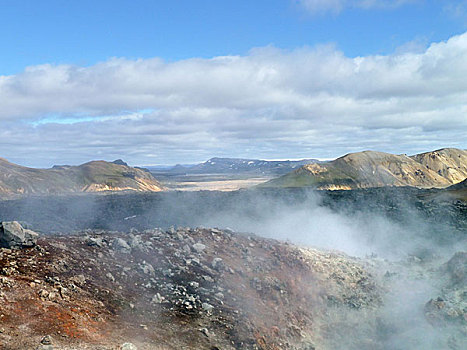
top-left (410, 148), bottom-right (467, 184)
top-left (263, 148), bottom-right (467, 190)
top-left (0, 158), bottom-right (164, 196)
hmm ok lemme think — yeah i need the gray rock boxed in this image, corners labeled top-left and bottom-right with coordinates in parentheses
top-left (85, 236), bottom-right (104, 247)
top-left (151, 293), bottom-right (164, 304)
top-left (446, 251), bottom-right (466, 285)
top-left (69, 274), bottom-right (86, 286)
top-left (203, 275), bottom-right (214, 283)
top-left (112, 238), bottom-right (131, 252)
top-left (36, 345), bottom-right (54, 350)
top-left (189, 281), bottom-right (199, 289)
top-left (0, 221), bottom-right (39, 249)
top-left (202, 302), bottom-right (214, 312)
top-left (128, 234), bottom-right (145, 250)
top-left (192, 243), bottom-right (206, 253)
top-left (35, 335), bottom-right (54, 350)
top-left (212, 257), bottom-right (224, 271)
top-left (41, 335), bottom-right (53, 345)
top-left (139, 261), bottom-right (155, 276)
top-left (200, 327), bottom-right (210, 337)
top-left (121, 343), bottom-right (138, 350)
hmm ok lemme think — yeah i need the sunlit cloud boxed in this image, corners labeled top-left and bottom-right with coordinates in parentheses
top-left (1, 32), bottom-right (466, 166)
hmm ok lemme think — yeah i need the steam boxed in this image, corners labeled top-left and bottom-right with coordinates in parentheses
top-left (193, 189), bottom-right (464, 260)
top-left (0, 187), bottom-right (464, 349)
top-left (188, 189), bottom-right (465, 350)
top-left (1, 188), bottom-right (463, 259)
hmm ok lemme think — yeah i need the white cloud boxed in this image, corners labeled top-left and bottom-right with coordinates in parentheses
top-left (297, 0), bottom-right (346, 14)
top-left (296, 0), bottom-right (418, 14)
top-left (1, 32), bottom-right (467, 166)
top-left (444, 0), bottom-right (467, 21)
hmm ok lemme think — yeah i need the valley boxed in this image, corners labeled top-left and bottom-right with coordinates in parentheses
top-left (148, 173), bottom-right (272, 192)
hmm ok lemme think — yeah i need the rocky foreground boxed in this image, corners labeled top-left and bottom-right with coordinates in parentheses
top-left (0, 223), bottom-right (465, 350)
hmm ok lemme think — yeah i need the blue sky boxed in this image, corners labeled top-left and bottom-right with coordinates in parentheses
top-left (2, 0), bottom-right (465, 74)
top-left (1, 0), bottom-right (467, 166)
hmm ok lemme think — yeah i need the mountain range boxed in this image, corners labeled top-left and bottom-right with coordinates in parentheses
top-left (0, 158), bottom-right (164, 197)
top-left (1, 148), bottom-right (466, 197)
top-left (262, 148), bottom-right (467, 190)
top-left (150, 157), bottom-right (319, 176)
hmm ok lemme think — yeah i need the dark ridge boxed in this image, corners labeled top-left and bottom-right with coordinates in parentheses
top-left (112, 159), bottom-right (129, 166)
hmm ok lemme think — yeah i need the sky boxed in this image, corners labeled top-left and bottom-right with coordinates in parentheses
top-left (1, 0), bottom-right (467, 167)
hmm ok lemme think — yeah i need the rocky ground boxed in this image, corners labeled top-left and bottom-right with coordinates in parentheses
top-left (0, 224), bottom-right (384, 350)
top-left (0, 221), bottom-right (465, 350)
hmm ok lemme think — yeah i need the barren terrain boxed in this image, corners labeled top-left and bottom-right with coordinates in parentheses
top-left (0, 186), bottom-right (465, 349)
top-left (1, 227), bottom-right (382, 350)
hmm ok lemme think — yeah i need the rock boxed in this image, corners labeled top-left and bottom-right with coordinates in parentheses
top-left (112, 238), bottom-right (131, 252)
top-left (85, 236), bottom-right (104, 247)
top-left (199, 327), bottom-right (210, 337)
top-left (128, 235), bottom-right (145, 250)
top-left (69, 274), bottom-right (86, 286)
top-left (192, 243), bottom-right (206, 253)
top-left (121, 343), bottom-right (138, 350)
top-left (139, 261), bottom-right (155, 276)
top-left (151, 293), bottom-right (164, 304)
top-left (212, 257), bottom-right (224, 271)
top-left (36, 345), bottom-right (54, 350)
top-left (446, 251), bottom-right (466, 285)
top-left (35, 335), bottom-right (54, 349)
top-left (203, 275), bottom-right (214, 283)
top-left (202, 302), bottom-right (214, 312)
top-left (41, 335), bottom-right (53, 345)
top-left (189, 281), bottom-right (199, 289)
top-left (0, 221), bottom-right (39, 249)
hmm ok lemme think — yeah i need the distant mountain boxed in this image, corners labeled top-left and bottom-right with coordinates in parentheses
top-left (262, 148), bottom-right (467, 190)
top-left (155, 157), bottom-right (319, 176)
top-left (0, 158), bottom-right (164, 197)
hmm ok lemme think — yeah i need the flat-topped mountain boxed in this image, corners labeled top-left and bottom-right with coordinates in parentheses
top-left (262, 148), bottom-right (467, 190)
top-left (153, 157), bottom-right (319, 176)
top-left (0, 158), bottom-right (164, 196)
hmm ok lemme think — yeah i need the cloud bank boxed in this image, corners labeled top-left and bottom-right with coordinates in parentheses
top-left (1, 32), bottom-right (466, 166)
top-left (296, 0), bottom-right (417, 15)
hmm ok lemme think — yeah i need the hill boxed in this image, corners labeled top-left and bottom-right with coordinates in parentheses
top-left (410, 148), bottom-right (467, 183)
top-left (0, 158), bottom-right (164, 197)
top-left (262, 148), bottom-right (467, 190)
